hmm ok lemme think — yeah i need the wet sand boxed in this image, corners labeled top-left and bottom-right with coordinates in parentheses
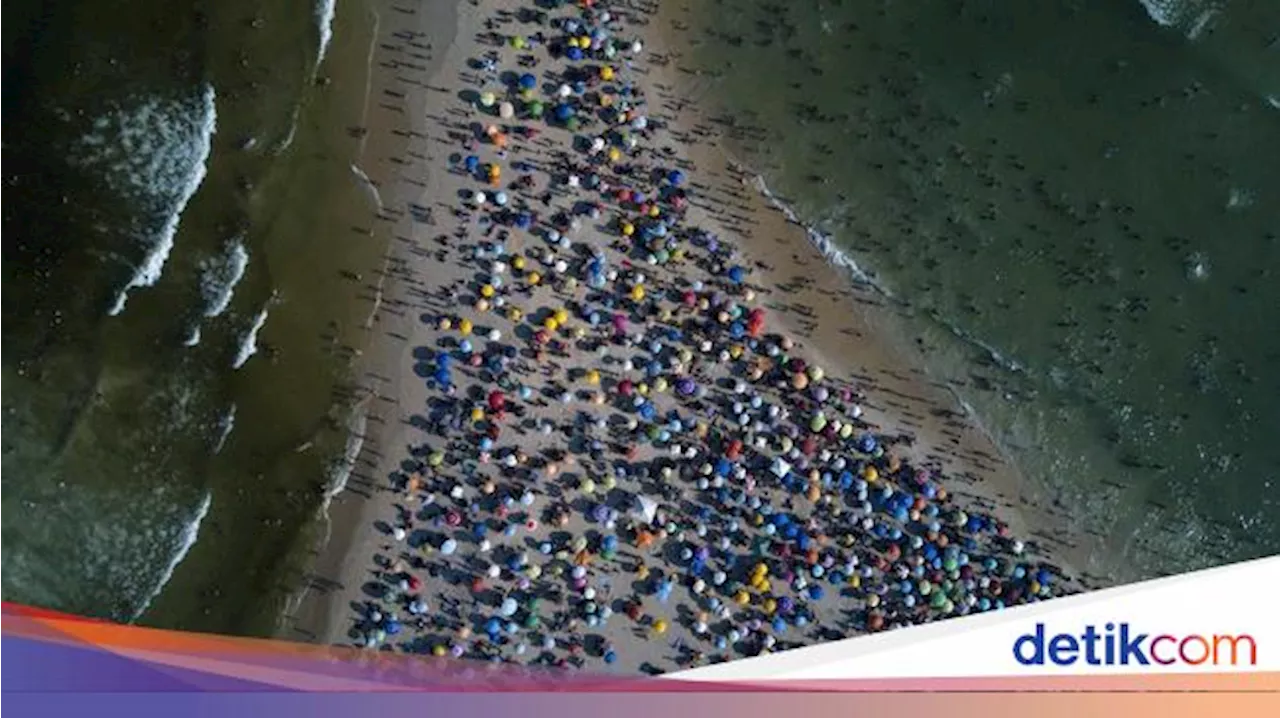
top-left (279, 0), bottom-right (1087, 675)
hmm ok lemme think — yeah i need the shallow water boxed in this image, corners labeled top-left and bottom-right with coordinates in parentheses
top-left (3, 0), bottom-right (392, 632)
top-left (681, 0), bottom-right (1280, 581)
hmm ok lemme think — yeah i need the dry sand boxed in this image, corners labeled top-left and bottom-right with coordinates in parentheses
top-left (278, 0), bottom-right (1088, 676)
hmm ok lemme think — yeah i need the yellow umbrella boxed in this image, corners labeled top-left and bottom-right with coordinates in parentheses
top-left (480, 284), bottom-right (496, 298)
top-left (459, 318), bottom-right (473, 335)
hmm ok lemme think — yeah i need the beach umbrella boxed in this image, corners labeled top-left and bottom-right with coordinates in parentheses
top-left (519, 73), bottom-right (537, 90)
top-left (499, 101), bottom-right (514, 119)
top-left (500, 597), bottom-right (518, 617)
top-left (441, 538), bottom-right (458, 555)
top-left (667, 169), bottom-right (685, 186)
top-left (528, 100), bottom-right (545, 119)
top-left (479, 91), bottom-right (496, 107)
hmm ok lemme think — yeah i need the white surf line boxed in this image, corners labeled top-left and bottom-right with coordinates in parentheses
top-left (212, 404), bottom-right (236, 454)
top-left (735, 161), bottom-right (889, 295)
top-left (349, 163), bottom-right (394, 330)
top-left (315, 0), bottom-right (338, 70)
top-left (202, 239), bottom-right (250, 317)
top-left (131, 491), bottom-right (213, 622)
top-left (232, 305), bottom-right (270, 369)
top-left (109, 85), bottom-right (218, 316)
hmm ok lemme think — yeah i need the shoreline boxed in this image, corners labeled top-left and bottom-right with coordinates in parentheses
top-left (280, 0), bottom-right (1093, 671)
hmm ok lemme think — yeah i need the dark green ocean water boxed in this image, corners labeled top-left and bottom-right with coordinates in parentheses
top-left (3, 0), bottom-right (389, 634)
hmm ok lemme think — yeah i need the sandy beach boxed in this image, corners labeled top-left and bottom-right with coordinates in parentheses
top-left (278, 0), bottom-right (1088, 675)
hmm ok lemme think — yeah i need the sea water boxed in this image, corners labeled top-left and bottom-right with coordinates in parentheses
top-left (683, 0), bottom-right (1280, 581)
top-left (3, 0), bottom-right (392, 632)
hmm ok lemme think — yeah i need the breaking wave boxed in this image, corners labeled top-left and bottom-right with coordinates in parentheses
top-left (1138, 0), bottom-right (1222, 40)
top-left (316, 0), bottom-right (337, 69)
top-left (130, 491), bottom-right (213, 622)
top-left (68, 84), bottom-right (218, 316)
top-left (232, 307), bottom-right (270, 369)
top-left (200, 239), bottom-right (250, 318)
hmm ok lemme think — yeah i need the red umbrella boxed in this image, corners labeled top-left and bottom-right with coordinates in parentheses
top-left (488, 390), bottom-right (506, 411)
top-left (725, 439), bottom-right (743, 461)
top-left (618, 379), bottom-right (635, 396)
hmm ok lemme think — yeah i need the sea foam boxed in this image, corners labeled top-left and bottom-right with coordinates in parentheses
top-left (200, 239), bottom-right (250, 318)
top-left (1138, 0), bottom-right (1221, 39)
top-left (71, 85), bottom-right (218, 316)
top-left (233, 307), bottom-right (270, 369)
top-left (316, 0), bottom-right (337, 69)
top-left (130, 490), bottom-right (212, 622)
top-left (743, 166), bottom-right (883, 293)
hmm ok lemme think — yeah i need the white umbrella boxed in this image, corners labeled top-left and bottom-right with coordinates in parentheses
top-left (771, 457), bottom-right (792, 479)
top-left (634, 495), bottom-right (658, 524)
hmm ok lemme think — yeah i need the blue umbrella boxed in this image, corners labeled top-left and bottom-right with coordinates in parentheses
top-left (727, 266), bottom-right (746, 284)
top-left (857, 434), bottom-right (878, 453)
top-left (555, 104), bottom-right (574, 121)
top-left (519, 73), bottom-right (537, 90)
top-left (667, 169), bottom-right (685, 186)
top-left (567, 47), bottom-right (583, 61)
top-left (464, 155), bottom-right (480, 173)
